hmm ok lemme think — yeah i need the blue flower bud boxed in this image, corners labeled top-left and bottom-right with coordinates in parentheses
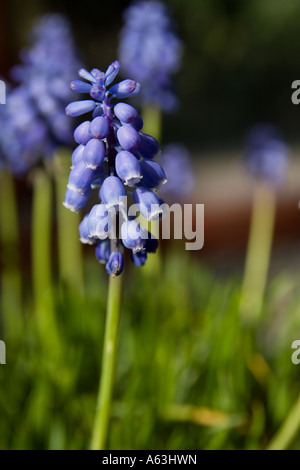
top-left (91, 176), bottom-right (106, 188)
top-left (105, 61), bottom-right (121, 86)
top-left (121, 220), bottom-right (147, 253)
top-left (132, 250), bottom-right (147, 267)
top-left (90, 85), bottom-right (106, 101)
top-left (79, 215), bottom-right (97, 245)
top-left (92, 106), bottom-right (104, 119)
top-left (140, 159), bottom-right (167, 189)
top-left (133, 187), bottom-right (162, 220)
top-left (72, 145), bottom-right (85, 167)
top-left (116, 150), bottom-right (143, 187)
top-left (137, 132), bottom-right (159, 159)
top-left (82, 138), bottom-right (105, 169)
top-left (74, 121), bottom-right (93, 145)
top-left (90, 116), bottom-right (109, 139)
top-left (95, 240), bottom-right (111, 264)
top-left (91, 163), bottom-right (107, 188)
top-left (65, 100), bottom-right (96, 117)
top-left (130, 115), bottom-right (144, 131)
top-left (114, 103), bottom-right (138, 123)
top-left (63, 187), bottom-right (91, 212)
top-left (87, 204), bottom-right (112, 239)
top-left (67, 161), bottom-right (95, 194)
top-left (70, 80), bottom-right (92, 94)
top-left (108, 79), bottom-right (141, 99)
top-left (145, 235), bottom-right (159, 253)
top-left (78, 68), bottom-right (97, 83)
top-left (117, 124), bottom-right (141, 151)
top-left (91, 68), bottom-right (105, 82)
top-left (106, 251), bottom-right (124, 277)
top-left (100, 176), bottom-right (126, 209)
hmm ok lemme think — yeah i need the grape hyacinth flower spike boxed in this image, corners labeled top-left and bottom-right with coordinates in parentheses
top-left (64, 60), bottom-right (167, 277)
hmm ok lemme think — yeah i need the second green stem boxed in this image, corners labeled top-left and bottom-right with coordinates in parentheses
top-left (240, 183), bottom-right (276, 325)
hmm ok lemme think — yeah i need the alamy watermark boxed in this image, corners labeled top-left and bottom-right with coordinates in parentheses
top-left (0, 341), bottom-right (6, 365)
top-left (0, 80), bottom-right (6, 105)
top-left (291, 340), bottom-right (300, 365)
top-left (87, 198), bottom-right (205, 251)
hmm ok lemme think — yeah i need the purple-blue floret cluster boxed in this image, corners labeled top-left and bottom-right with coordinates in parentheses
top-left (119, 0), bottom-right (182, 112)
top-left (65, 61), bottom-right (166, 276)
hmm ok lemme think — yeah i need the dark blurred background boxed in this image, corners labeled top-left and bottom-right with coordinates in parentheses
top-left (1, 0), bottom-right (300, 151)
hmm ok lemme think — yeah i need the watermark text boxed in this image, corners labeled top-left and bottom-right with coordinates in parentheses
top-left (292, 340), bottom-right (300, 365)
top-left (0, 80), bottom-right (6, 105)
top-left (0, 341), bottom-right (6, 365)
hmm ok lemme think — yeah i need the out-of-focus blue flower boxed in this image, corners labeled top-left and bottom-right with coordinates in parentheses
top-left (119, 0), bottom-right (183, 112)
top-left (64, 60), bottom-right (167, 275)
top-left (244, 124), bottom-right (289, 188)
top-left (0, 14), bottom-right (80, 175)
top-left (159, 144), bottom-right (195, 202)
top-left (0, 86), bottom-right (53, 175)
top-left (11, 13), bottom-right (80, 145)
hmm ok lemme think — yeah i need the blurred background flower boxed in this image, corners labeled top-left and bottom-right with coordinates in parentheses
top-left (119, 0), bottom-right (182, 112)
top-left (160, 143), bottom-right (195, 202)
top-left (244, 124), bottom-right (289, 188)
top-left (0, 13), bottom-right (80, 175)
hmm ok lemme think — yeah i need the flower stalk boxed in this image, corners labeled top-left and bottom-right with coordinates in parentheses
top-left (91, 272), bottom-right (123, 450)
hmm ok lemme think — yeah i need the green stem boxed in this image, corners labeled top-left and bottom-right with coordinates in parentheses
top-left (53, 149), bottom-right (84, 296)
top-left (142, 104), bottom-right (162, 142)
top-left (32, 170), bottom-right (60, 351)
top-left (0, 171), bottom-right (23, 338)
top-left (240, 183), bottom-right (276, 325)
top-left (266, 395), bottom-right (300, 450)
top-left (91, 273), bottom-right (124, 450)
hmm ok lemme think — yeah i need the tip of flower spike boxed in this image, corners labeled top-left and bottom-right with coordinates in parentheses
top-left (105, 61), bottom-right (121, 86)
top-left (91, 69), bottom-right (105, 82)
top-left (78, 68), bottom-right (97, 83)
top-left (90, 85), bottom-right (106, 101)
